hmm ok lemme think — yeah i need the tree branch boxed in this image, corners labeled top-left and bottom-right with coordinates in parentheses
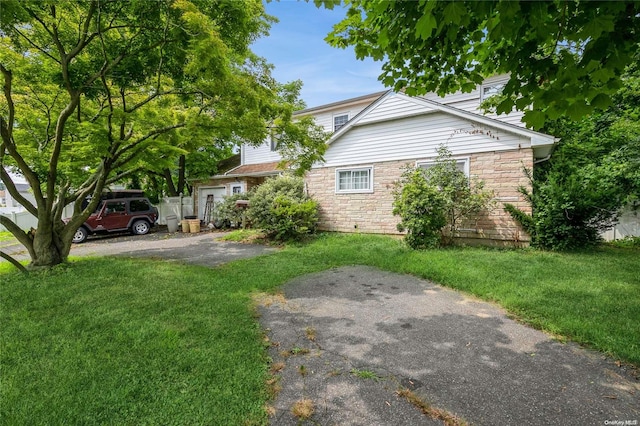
top-left (110, 123), bottom-right (186, 167)
top-left (46, 94), bottom-right (80, 205)
top-left (163, 168), bottom-right (178, 196)
top-left (105, 167), bottom-right (143, 186)
top-left (12, 27), bottom-right (61, 64)
top-left (0, 167), bottom-right (38, 216)
top-left (0, 251), bottom-right (28, 273)
top-left (125, 89), bottom-right (199, 113)
top-left (67, 1), bottom-right (98, 61)
top-left (0, 215), bottom-right (35, 260)
top-left (3, 61), bottom-right (61, 208)
top-left (52, 181), bottom-right (71, 223)
top-left (0, 64), bottom-right (15, 139)
top-left (65, 163), bottom-right (105, 205)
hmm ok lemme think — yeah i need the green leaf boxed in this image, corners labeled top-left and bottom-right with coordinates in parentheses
top-left (442, 1), bottom-right (466, 25)
top-left (581, 15), bottom-right (615, 41)
top-left (378, 27), bottom-right (389, 49)
top-left (415, 12), bottom-right (437, 40)
top-left (566, 100), bottom-right (591, 120)
top-left (496, 97), bottom-right (515, 115)
top-left (404, 86), bottom-right (417, 97)
top-left (590, 93), bottom-right (612, 109)
top-left (523, 110), bottom-right (546, 130)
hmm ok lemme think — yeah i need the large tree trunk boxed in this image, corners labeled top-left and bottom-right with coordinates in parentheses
top-left (29, 218), bottom-right (71, 269)
top-left (177, 155), bottom-right (186, 195)
top-left (163, 168), bottom-right (178, 196)
top-left (162, 155), bottom-right (187, 196)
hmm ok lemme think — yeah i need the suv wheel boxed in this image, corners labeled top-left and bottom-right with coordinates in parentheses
top-left (131, 220), bottom-right (150, 235)
top-left (72, 227), bottom-right (88, 244)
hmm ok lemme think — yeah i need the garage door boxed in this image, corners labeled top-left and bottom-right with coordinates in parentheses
top-left (198, 186), bottom-right (226, 223)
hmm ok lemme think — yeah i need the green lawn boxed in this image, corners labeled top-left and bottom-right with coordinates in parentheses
top-left (0, 231), bottom-right (17, 244)
top-left (1, 233), bottom-right (639, 424)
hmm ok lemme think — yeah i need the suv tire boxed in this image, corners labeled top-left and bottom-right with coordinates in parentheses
top-left (131, 219), bottom-right (150, 235)
top-left (72, 227), bottom-right (88, 244)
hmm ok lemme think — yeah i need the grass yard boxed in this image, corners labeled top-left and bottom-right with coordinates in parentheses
top-left (1, 233), bottom-right (639, 424)
top-left (0, 231), bottom-right (17, 244)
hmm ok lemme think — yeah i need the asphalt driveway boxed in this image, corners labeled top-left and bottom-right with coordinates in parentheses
top-left (258, 266), bottom-right (639, 425)
top-left (1, 227), bottom-right (278, 267)
top-left (70, 229), bottom-right (278, 267)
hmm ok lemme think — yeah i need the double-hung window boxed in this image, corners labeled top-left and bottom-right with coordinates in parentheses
top-left (336, 167), bottom-right (373, 193)
top-left (333, 114), bottom-right (349, 131)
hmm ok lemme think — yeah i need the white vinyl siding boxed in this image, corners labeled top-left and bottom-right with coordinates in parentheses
top-left (242, 141), bottom-right (282, 165)
top-left (357, 95), bottom-right (436, 125)
top-left (335, 167), bottom-right (373, 193)
top-left (307, 101), bottom-right (373, 133)
top-left (419, 75), bottom-right (526, 128)
top-left (321, 112), bottom-right (530, 168)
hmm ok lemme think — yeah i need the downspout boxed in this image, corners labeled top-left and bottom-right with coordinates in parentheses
top-left (533, 137), bottom-right (559, 164)
top-left (533, 154), bottom-right (551, 164)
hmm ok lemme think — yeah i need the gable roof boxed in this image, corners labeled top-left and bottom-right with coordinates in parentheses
top-left (327, 91), bottom-right (557, 155)
top-left (295, 91), bottom-right (388, 116)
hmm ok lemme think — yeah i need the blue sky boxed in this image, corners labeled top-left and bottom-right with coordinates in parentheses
top-left (251, 1), bottom-right (387, 109)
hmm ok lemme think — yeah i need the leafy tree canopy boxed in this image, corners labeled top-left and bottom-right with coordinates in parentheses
top-left (322, 0), bottom-right (640, 129)
top-left (0, 0), bottom-right (325, 268)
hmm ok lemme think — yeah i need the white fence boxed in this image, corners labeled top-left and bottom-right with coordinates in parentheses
top-left (1, 196), bottom-right (194, 231)
top-left (601, 204), bottom-right (640, 241)
top-left (0, 210), bottom-right (38, 232)
top-left (156, 196), bottom-right (194, 225)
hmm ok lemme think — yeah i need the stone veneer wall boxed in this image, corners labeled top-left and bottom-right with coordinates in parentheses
top-left (304, 148), bottom-right (533, 244)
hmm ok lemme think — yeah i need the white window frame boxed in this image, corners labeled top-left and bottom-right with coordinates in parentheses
top-left (230, 183), bottom-right (244, 194)
top-left (417, 157), bottom-right (470, 177)
top-left (333, 113), bottom-right (349, 132)
top-left (335, 166), bottom-right (373, 194)
top-left (480, 82), bottom-right (505, 101)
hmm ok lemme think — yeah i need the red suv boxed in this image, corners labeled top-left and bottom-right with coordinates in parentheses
top-left (71, 197), bottom-right (158, 243)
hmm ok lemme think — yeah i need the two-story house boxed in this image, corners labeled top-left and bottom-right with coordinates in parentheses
top-left (192, 75), bottom-right (557, 245)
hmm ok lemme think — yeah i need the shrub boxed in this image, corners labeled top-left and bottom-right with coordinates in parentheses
top-left (505, 168), bottom-right (629, 250)
top-left (247, 175), bottom-right (318, 241)
top-left (392, 167), bottom-right (447, 249)
top-left (213, 193), bottom-right (248, 228)
top-left (393, 146), bottom-right (494, 249)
